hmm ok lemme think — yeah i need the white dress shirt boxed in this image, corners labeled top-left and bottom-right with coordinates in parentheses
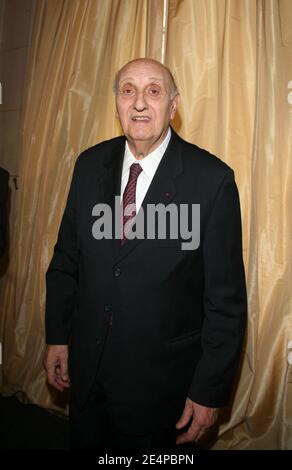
top-left (121, 127), bottom-right (171, 212)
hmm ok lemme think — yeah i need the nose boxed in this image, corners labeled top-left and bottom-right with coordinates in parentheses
top-left (133, 90), bottom-right (148, 111)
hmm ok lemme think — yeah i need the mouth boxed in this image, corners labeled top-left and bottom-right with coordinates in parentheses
top-left (131, 116), bottom-right (151, 122)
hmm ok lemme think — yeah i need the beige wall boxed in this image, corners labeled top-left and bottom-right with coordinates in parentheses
top-left (0, 0), bottom-right (35, 180)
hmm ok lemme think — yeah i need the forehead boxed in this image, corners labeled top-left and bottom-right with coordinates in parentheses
top-left (118, 62), bottom-right (169, 87)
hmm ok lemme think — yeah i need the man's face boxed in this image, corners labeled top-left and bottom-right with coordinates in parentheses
top-left (115, 60), bottom-right (178, 152)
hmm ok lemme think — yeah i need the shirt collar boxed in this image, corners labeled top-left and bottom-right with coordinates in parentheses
top-left (123, 127), bottom-right (171, 180)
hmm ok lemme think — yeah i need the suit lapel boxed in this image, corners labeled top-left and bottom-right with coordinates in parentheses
top-left (96, 137), bottom-right (125, 259)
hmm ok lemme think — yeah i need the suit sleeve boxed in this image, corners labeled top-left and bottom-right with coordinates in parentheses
top-left (45, 156), bottom-right (81, 345)
top-left (188, 170), bottom-right (247, 407)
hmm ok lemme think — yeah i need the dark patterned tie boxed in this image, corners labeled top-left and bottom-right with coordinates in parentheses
top-left (121, 163), bottom-right (143, 245)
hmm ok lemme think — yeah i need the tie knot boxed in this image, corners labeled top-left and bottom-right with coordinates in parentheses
top-left (129, 163), bottom-right (143, 181)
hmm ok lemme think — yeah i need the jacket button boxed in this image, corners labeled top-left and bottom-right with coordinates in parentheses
top-left (113, 267), bottom-right (121, 277)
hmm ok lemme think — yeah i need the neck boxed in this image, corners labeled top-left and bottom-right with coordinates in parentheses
top-left (127, 128), bottom-right (169, 160)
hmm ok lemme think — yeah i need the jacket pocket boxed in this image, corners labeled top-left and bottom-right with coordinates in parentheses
top-left (165, 329), bottom-right (201, 347)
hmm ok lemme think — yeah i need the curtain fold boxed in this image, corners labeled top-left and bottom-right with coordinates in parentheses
top-left (0, 0), bottom-right (291, 449)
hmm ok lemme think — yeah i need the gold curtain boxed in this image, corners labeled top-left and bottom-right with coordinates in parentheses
top-left (165, 0), bottom-right (292, 450)
top-left (0, 0), bottom-right (151, 411)
top-left (1, 0), bottom-right (292, 449)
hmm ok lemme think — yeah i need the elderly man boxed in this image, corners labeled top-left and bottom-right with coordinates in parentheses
top-left (44, 58), bottom-right (247, 452)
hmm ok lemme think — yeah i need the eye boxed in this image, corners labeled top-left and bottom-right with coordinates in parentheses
top-left (148, 87), bottom-right (160, 96)
top-left (120, 86), bottom-right (135, 96)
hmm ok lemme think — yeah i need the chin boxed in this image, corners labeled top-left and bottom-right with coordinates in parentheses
top-left (128, 131), bottom-right (152, 141)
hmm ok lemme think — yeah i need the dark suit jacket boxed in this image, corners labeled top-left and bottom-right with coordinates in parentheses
top-left (45, 129), bottom-right (247, 434)
top-left (0, 167), bottom-right (9, 258)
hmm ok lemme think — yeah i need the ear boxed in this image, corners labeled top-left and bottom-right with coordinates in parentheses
top-left (170, 94), bottom-right (179, 120)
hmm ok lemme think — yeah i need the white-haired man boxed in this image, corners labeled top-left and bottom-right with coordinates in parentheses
top-left (44, 58), bottom-right (247, 452)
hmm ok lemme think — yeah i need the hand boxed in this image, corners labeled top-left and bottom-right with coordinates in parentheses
top-left (43, 345), bottom-right (70, 392)
top-left (175, 398), bottom-right (219, 444)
